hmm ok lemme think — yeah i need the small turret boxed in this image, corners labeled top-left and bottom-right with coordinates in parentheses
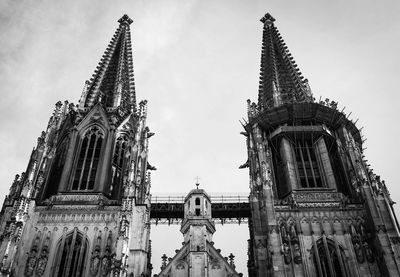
top-left (181, 183), bottom-right (215, 250)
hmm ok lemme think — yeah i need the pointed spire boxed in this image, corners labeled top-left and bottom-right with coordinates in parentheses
top-left (82, 14), bottom-right (136, 115)
top-left (258, 13), bottom-right (313, 110)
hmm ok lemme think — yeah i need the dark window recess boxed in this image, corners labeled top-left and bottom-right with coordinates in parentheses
top-left (72, 127), bottom-right (103, 191)
top-left (44, 139), bottom-right (69, 199)
top-left (55, 229), bottom-right (88, 277)
top-left (110, 135), bottom-right (128, 199)
top-left (195, 197), bottom-right (200, 205)
top-left (271, 143), bottom-right (289, 198)
top-left (195, 209), bottom-right (200, 216)
top-left (313, 239), bottom-right (347, 277)
top-left (294, 138), bottom-right (323, 188)
top-left (325, 138), bottom-right (351, 196)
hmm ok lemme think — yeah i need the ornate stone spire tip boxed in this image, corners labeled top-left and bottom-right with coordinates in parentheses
top-left (260, 13), bottom-right (275, 24)
top-left (118, 14), bottom-right (133, 25)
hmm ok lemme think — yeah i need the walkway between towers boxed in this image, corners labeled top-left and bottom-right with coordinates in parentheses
top-left (150, 193), bottom-right (250, 225)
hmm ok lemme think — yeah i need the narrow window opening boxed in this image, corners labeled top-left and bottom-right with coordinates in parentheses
top-left (54, 230), bottom-right (88, 277)
top-left (111, 135), bottom-right (128, 198)
top-left (313, 239), bottom-right (347, 277)
top-left (195, 197), bottom-right (200, 205)
top-left (195, 209), bottom-right (200, 216)
top-left (295, 138), bottom-right (323, 188)
top-left (45, 138), bottom-right (69, 198)
top-left (72, 127), bottom-right (103, 191)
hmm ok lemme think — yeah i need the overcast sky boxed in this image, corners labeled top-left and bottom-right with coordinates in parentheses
top-left (1, 0), bottom-right (400, 275)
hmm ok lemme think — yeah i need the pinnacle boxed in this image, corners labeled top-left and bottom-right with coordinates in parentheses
top-left (118, 14), bottom-right (133, 25)
top-left (260, 13), bottom-right (275, 24)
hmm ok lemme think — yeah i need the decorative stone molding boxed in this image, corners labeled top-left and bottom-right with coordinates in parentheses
top-left (37, 210), bottom-right (120, 224)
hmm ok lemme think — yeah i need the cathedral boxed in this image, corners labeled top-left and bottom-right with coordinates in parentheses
top-left (0, 12), bottom-right (399, 277)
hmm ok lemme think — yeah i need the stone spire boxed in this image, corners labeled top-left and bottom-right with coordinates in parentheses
top-left (258, 13), bottom-right (313, 110)
top-left (81, 14), bottom-right (136, 115)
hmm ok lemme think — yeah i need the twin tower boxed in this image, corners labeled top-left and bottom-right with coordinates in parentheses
top-left (0, 13), bottom-right (399, 277)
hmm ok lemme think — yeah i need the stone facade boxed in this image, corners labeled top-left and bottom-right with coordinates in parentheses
top-left (244, 13), bottom-right (400, 277)
top-left (0, 15), bottom-right (153, 277)
top-left (0, 11), bottom-right (399, 277)
top-left (157, 189), bottom-right (240, 277)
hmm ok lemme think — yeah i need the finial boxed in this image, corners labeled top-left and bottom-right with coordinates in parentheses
top-left (195, 176), bottom-right (200, 189)
top-left (260, 13), bottom-right (275, 27)
top-left (118, 14), bottom-right (133, 25)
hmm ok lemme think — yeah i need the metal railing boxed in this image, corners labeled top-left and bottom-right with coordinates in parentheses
top-left (150, 193), bottom-right (249, 204)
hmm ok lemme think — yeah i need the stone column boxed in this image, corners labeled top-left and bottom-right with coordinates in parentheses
top-left (315, 138), bottom-right (336, 189)
top-left (280, 137), bottom-right (297, 191)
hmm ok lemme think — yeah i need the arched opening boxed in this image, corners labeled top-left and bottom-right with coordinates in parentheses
top-left (72, 126), bottom-right (104, 191)
top-left (195, 197), bottom-right (200, 205)
top-left (111, 134), bottom-right (128, 199)
top-left (312, 238), bottom-right (348, 277)
top-left (270, 129), bottom-right (352, 198)
top-left (44, 138), bottom-right (69, 199)
top-left (294, 137), bottom-right (323, 188)
top-left (53, 229), bottom-right (88, 277)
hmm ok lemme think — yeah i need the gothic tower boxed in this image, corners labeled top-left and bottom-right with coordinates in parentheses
top-left (0, 15), bottom-right (154, 277)
top-left (244, 13), bottom-right (400, 277)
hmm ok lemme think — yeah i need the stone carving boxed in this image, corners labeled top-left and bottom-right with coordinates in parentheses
top-left (119, 215), bottom-right (129, 237)
top-left (101, 254), bottom-right (111, 276)
top-left (354, 241), bottom-right (365, 263)
top-left (282, 242), bottom-right (291, 264)
top-left (350, 223), bottom-right (374, 263)
top-left (90, 234), bottom-right (102, 276)
top-left (363, 241), bottom-right (374, 263)
top-left (101, 232), bottom-right (113, 276)
top-left (255, 239), bottom-right (268, 262)
top-left (292, 191), bottom-right (342, 202)
top-left (35, 232), bottom-right (51, 276)
top-left (25, 233), bottom-right (41, 276)
top-left (280, 224), bottom-right (292, 264)
top-left (111, 254), bottom-right (121, 276)
top-left (289, 224), bottom-right (302, 264)
top-left (279, 222), bottom-right (302, 265)
top-left (25, 254), bottom-right (38, 277)
top-left (176, 262), bottom-right (185, 270)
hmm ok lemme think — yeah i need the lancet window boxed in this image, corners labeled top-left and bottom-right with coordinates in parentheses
top-left (72, 126), bottom-right (104, 191)
top-left (111, 134), bottom-right (128, 198)
top-left (312, 239), bottom-right (348, 277)
top-left (44, 138), bottom-right (69, 198)
top-left (53, 229), bottom-right (88, 277)
top-left (294, 137), bottom-right (323, 188)
top-left (271, 128), bottom-right (353, 198)
top-left (195, 198), bottom-right (201, 216)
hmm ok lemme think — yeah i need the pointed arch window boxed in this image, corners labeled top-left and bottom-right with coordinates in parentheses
top-left (111, 134), bottom-right (128, 198)
top-left (53, 229), bottom-right (88, 277)
top-left (72, 126), bottom-right (104, 191)
top-left (312, 238), bottom-right (348, 277)
top-left (45, 138), bottom-right (69, 198)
